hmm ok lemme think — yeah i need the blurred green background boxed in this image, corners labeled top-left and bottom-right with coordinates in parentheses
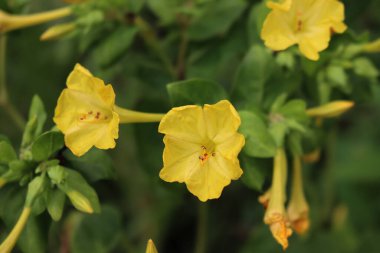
top-left (1, 0), bottom-right (380, 252)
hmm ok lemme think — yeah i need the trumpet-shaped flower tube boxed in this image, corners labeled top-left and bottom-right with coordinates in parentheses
top-left (261, 0), bottom-right (347, 61)
top-left (264, 148), bottom-right (292, 250)
top-left (158, 100), bottom-right (245, 202)
top-left (287, 156), bottom-right (310, 234)
top-left (54, 64), bottom-right (164, 156)
top-left (0, 7), bottom-right (72, 33)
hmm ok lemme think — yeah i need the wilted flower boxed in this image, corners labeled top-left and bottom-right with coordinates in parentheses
top-left (158, 100), bottom-right (245, 202)
top-left (263, 149), bottom-right (292, 250)
top-left (261, 0), bottom-right (347, 60)
top-left (287, 156), bottom-right (310, 234)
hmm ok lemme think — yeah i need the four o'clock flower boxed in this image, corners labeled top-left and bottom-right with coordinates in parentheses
top-left (261, 0), bottom-right (347, 61)
top-left (158, 100), bottom-right (245, 202)
top-left (146, 239), bottom-right (158, 253)
top-left (287, 156), bottom-right (310, 234)
top-left (54, 64), bottom-right (164, 156)
top-left (264, 148), bottom-right (292, 250)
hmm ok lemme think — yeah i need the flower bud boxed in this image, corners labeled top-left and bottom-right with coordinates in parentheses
top-left (306, 101), bottom-right (354, 118)
top-left (146, 239), bottom-right (158, 253)
top-left (363, 39), bottom-right (380, 53)
top-left (40, 23), bottom-right (75, 41)
top-left (67, 191), bottom-right (94, 214)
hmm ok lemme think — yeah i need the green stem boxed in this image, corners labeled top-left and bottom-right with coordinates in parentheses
top-left (0, 35), bottom-right (7, 103)
top-left (194, 203), bottom-right (208, 253)
top-left (0, 207), bottom-right (31, 253)
top-left (176, 31), bottom-right (189, 80)
top-left (134, 16), bottom-right (176, 79)
top-left (0, 35), bottom-right (25, 131)
top-left (115, 106), bottom-right (165, 124)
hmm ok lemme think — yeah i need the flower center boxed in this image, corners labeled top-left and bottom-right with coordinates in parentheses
top-left (198, 143), bottom-right (216, 165)
top-left (78, 110), bottom-right (111, 123)
top-left (295, 11), bottom-right (303, 33)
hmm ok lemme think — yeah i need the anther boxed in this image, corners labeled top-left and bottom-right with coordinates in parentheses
top-left (88, 111), bottom-right (93, 115)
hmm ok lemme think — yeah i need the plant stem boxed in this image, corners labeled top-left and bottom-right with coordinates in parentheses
top-left (0, 207), bottom-right (31, 253)
top-left (176, 31), bottom-right (189, 80)
top-left (194, 203), bottom-right (208, 253)
top-left (115, 106), bottom-right (165, 123)
top-left (0, 35), bottom-right (25, 131)
top-left (0, 7), bottom-right (72, 33)
top-left (134, 16), bottom-right (176, 79)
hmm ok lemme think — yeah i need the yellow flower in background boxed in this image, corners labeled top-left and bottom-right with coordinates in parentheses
top-left (54, 64), bottom-right (120, 156)
top-left (146, 239), bottom-right (158, 253)
top-left (264, 149), bottom-right (292, 250)
top-left (159, 100), bottom-right (245, 202)
top-left (261, 0), bottom-right (347, 61)
top-left (266, 0), bottom-right (292, 11)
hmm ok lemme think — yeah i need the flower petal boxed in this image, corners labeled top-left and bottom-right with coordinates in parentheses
top-left (203, 100), bottom-right (242, 143)
top-left (67, 64), bottom-right (105, 93)
top-left (186, 162), bottom-right (231, 202)
top-left (158, 105), bottom-right (206, 143)
top-left (215, 133), bottom-right (245, 159)
top-left (160, 135), bottom-right (200, 182)
top-left (261, 10), bottom-right (297, 51)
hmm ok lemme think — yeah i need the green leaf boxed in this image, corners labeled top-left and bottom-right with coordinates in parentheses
top-left (276, 99), bottom-right (308, 124)
top-left (1, 160), bottom-right (32, 183)
top-left (58, 168), bottom-right (100, 214)
top-left (46, 188), bottom-right (66, 221)
top-left (232, 45), bottom-right (275, 107)
top-left (25, 174), bottom-right (48, 207)
top-left (241, 155), bottom-right (271, 191)
top-left (63, 149), bottom-right (115, 183)
top-left (187, 0), bottom-right (247, 41)
top-left (31, 131), bottom-right (64, 162)
top-left (239, 111), bottom-right (277, 158)
top-left (47, 165), bottom-right (68, 185)
top-left (268, 120), bottom-right (288, 147)
top-left (352, 57), bottom-right (379, 78)
top-left (147, 0), bottom-right (184, 25)
top-left (70, 205), bottom-right (122, 253)
top-left (247, 2), bottom-right (270, 44)
top-left (0, 141), bottom-right (17, 164)
top-left (21, 95), bottom-right (47, 149)
top-left (93, 26), bottom-right (138, 67)
top-left (167, 78), bottom-right (228, 106)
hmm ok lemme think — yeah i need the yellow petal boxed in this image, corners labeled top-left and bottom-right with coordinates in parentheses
top-left (64, 122), bottom-right (116, 156)
top-left (261, 11), bottom-right (297, 51)
top-left (267, 0), bottom-right (292, 11)
top-left (203, 100), bottom-right (241, 143)
top-left (186, 162), bottom-right (230, 202)
top-left (66, 64), bottom-right (105, 93)
top-left (160, 135), bottom-right (200, 182)
top-left (158, 105), bottom-right (206, 143)
top-left (215, 133), bottom-right (245, 160)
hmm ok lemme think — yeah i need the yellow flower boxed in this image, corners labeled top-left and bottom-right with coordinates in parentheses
top-left (146, 239), bottom-right (158, 253)
top-left (261, 0), bottom-right (347, 61)
top-left (287, 156), bottom-right (310, 235)
top-left (158, 100), bottom-right (245, 202)
top-left (264, 149), bottom-right (292, 250)
top-left (54, 64), bottom-right (164, 157)
top-left (54, 64), bottom-right (120, 157)
top-left (266, 0), bottom-right (292, 11)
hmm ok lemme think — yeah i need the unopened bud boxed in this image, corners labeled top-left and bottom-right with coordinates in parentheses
top-left (67, 191), bottom-right (94, 214)
top-left (306, 101), bottom-right (354, 118)
top-left (146, 239), bottom-right (158, 253)
top-left (363, 39), bottom-right (380, 53)
top-left (40, 23), bottom-right (75, 41)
